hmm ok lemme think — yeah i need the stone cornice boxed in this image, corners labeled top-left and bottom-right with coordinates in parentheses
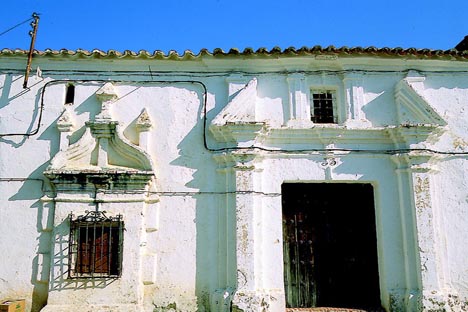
top-left (44, 170), bottom-right (154, 191)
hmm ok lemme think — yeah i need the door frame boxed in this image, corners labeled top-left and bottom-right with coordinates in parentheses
top-left (281, 182), bottom-right (382, 309)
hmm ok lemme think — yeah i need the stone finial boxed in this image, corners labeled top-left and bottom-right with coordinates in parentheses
top-left (57, 107), bottom-right (74, 132)
top-left (136, 108), bottom-right (153, 150)
top-left (57, 107), bottom-right (75, 151)
top-left (96, 82), bottom-right (118, 102)
top-left (136, 108), bottom-right (153, 132)
top-left (95, 82), bottom-right (118, 120)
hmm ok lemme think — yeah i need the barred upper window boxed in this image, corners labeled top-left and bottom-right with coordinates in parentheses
top-left (311, 91), bottom-right (336, 124)
top-left (68, 211), bottom-right (124, 278)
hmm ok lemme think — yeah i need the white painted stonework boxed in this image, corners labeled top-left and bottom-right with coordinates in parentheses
top-left (0, 51), bottom-right (468, 312)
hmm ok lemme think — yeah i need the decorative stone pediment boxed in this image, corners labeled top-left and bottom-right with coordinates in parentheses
top-left (47, 121), bottom-right (153, 171)
top-left (44, 83), bottom-right (154, 189)
top-left (395, 73), bottom-right (446, 127)
top-left (210, 78), bottom-right (267, 144)
top-left (212, 78), bottom-right (258, 126)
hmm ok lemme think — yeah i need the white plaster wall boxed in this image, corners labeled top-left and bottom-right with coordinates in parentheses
top-left (0, 55), bottom-right (468, 311)
top-left (416, 75), bottom-right (468, 308)
top-left (432, 159), bottom-right (468, 299)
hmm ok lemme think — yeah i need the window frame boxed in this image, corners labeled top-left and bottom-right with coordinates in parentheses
top-left (310, 89), bottom-right (338, 124)
top-left (68, 211), bottom-right (124, 279)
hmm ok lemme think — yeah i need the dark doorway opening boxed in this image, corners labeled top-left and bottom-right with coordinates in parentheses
top-left (282, 183), bottom-right (382, 310)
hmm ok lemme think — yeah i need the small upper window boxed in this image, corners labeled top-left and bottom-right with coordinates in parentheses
top-left (311, 91), bottom-right (336, 124)
top-left (68, 211), bottom-right (124, 278)
top-left (65, 84), bottom-right (75, 105)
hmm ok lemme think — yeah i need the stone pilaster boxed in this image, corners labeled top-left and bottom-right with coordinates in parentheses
top-left (393, 152), bottom-right (447, 311)
top-left (286, 73), bottom-right (312, 127)
top-left (229, 153), bottom-right (272, 312)
top-left (409, 156), bottom-right (448, 310)
top-left (343, 72), bottom-right (371, 128)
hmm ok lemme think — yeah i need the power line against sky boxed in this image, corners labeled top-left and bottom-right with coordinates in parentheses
top-left (0, 0), bottom-right (467, 53)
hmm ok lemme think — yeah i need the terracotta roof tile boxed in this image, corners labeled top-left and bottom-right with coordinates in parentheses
top-left (1, 46), bottom-right (467, 61)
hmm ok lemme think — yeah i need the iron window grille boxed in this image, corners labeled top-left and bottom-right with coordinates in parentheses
top-left (311, 91), bottom-right (337, 124)
top-left (68, 211), bottom-right (124, 279)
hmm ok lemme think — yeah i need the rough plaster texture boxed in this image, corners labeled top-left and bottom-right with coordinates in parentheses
top-left (0, 55), bottom-right (467, 312)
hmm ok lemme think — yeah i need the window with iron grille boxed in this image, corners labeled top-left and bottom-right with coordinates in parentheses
top-left (311, 91), bottom-right (336, 123)
top-left (68, 211), bottom-right (124, 278)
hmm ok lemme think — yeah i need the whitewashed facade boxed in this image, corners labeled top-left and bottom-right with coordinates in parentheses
top-left (1, 46), bottom-right (468, 312)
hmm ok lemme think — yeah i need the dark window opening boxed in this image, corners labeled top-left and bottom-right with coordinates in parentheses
top-left (282, 183), bottom-right (382, 310)
top-left (69, 211), bottom-right (124, 278)
top-left (65, 84), bottom-right (75, 104)
top-left (311, 91), bottom-right (335, 123)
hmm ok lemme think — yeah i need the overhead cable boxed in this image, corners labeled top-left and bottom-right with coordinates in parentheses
top-left (0, 13), bottom-right (40, 38)
top-left (2, 77), bottom-right (468, 157)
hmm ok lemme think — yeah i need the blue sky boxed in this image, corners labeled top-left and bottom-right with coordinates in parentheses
top-left (0, 0), bottom-right (467, 53)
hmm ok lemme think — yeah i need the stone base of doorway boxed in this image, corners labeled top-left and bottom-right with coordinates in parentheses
top-left (40, 304), bottom-right (144, 312)
top-left (286, 308), bottom-right (386, 312)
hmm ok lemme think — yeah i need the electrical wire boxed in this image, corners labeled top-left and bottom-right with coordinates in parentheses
top-left (0, 177), bottom-right (46, 192)
top-left (0, 176), bottom-right (280, 196)
top-left (3, 76), bottom-right (466, 202)
top-left (0, 79), bottom-right (47, 137)
top-left (148, 190), bottom-right (281, 196)
top-left (2, 76), bottom-right (468, 156)
top-left (0, 78), bottom-right (207, 137)
top-left (0, 14), bottom-right (39, 38)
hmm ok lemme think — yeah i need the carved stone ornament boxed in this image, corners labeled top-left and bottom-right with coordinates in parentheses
top-left (56, 107), bottom-right (74, 132)
top-left (136, 108), bottom-right (153, 132)
top-left (44, 82), bottom-right (154, 190)
top-left (95, 82), bottom-right (119, 120)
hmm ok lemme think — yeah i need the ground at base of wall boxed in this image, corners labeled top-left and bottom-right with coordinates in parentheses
top-left (286, 308), bottom-right (386, 312)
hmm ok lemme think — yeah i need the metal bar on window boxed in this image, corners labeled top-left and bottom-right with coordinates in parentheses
top-left (118, 216), bottom-right (124, 277)
top-left (68, 213), bottom-right (75, 279)
top-left (108, 222), bottom-right (112, 275)
top-left (311, 90), bottom-right (335, 124)
top-left (68, 211), bottom-right (124, 279)
top-left (100, 220), bottom-right (104, 275)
